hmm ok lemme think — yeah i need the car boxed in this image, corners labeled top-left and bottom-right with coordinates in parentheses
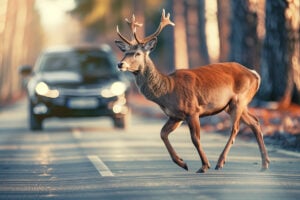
top-left (19, 45), bottom-right (131, 131)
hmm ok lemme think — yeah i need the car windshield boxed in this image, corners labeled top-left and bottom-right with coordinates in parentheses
top-left (38, 50), bottom-right (117, 77)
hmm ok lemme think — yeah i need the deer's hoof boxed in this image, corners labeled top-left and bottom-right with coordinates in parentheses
top-left (215, 162), bottom-right (225, 170)
top-left (178, 162), bottom-right (188, 171)
top-left (215, 165), bottom-right (222, 170)
top-left (180, 160), bottom-right (188, 171)
top-left (182, 163), bottom-right (189, 171)
top-left (173, 157), bottom-right (188, 171)
top-left (196, 168), bottom-right (205, 173)
top-left (196, 167), bottom-right (208, 173)
top-left (196, 163), bottom-right (211, 173)
top-left (261, 161), bottom-right (270, 171)
top-left (179, 160), bottom-right (188, 171)
top-left (261, 157), bottom-right (270, 170)
top-left (215, 158), bottom-right (225, 170)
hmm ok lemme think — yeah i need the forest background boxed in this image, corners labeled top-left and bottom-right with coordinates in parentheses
top-left (0, 0), bottom-right (299, 146)
top-left (0, 0), bottom-right (299, 106)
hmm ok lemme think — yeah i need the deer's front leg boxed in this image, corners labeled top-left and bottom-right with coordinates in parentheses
top-left (186, 115), bottom-right (211, 173)
top-left (160, 118), bottom-right (188, 170)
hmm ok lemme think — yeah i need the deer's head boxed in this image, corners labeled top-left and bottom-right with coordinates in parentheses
top-left (115, 9), bottom-right (174, 73)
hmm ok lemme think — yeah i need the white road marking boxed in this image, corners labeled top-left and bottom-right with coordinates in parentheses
top-left (72, 128), bottom-right (82, 139)
top-left (72, 128), bottom-right (113, 176)
top-left (88, 155), bottom-right (114, 177)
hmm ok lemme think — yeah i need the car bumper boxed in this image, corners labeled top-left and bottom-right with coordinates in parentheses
top-left (31, 94), bottom-right (128, 118)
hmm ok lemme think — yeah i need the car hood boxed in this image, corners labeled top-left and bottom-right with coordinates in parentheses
top-left (33, 71), bottom-right (123, 90)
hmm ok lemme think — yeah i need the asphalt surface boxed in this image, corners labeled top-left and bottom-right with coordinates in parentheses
top-left (0, 99), bottom-right (300, 200)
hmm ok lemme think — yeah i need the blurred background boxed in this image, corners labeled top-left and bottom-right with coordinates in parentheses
top-left (0, 0), bottom-right (299, 138)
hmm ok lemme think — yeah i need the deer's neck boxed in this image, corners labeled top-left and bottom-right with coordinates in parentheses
top-left (135, 58), bottom-right (172, 101)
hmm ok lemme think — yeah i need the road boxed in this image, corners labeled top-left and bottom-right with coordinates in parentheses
top-left (0, 99), bottom-right (300, 200)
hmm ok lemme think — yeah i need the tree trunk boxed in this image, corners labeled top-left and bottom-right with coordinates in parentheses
top-left (217, 0), bottom-right (230, 62)
top-left (0, 0), bottom-right (42, 105)
top-left (161, 0), bottom-right (176, 73)
top-left (0, 0), bottom-right (9, 103)
top-left (1, 0), bottom-right (17, 103)
top-left (172, 0), bottom-right (189, 69)
top-left (259, 0), bottom-right (288, 101)
top-left (229, 0), bottom-right (260, 69)
top-left (198, 0), bottom-right (210, 65)
top-left (184, 0), bottom-right (210, 68)
top-left (279, 0), bottom-right (300, 107)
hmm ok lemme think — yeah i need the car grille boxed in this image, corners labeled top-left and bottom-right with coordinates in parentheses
top-left (58, 87), bottom-right (101, 97)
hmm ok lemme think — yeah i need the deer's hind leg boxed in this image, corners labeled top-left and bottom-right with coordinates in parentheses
top-left (241, 109), bottom-right (270, 170)
top-left (160, 118), bottom-right (188, 170)
top-left (215, 97), bottom-right (244, 170)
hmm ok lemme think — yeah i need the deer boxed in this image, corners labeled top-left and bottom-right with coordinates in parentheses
top-left (115, 9), bottom-right (270, 173)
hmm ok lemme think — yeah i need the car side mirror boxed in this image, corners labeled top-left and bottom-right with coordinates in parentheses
top-left (19, 65), bottom-right (32, 76)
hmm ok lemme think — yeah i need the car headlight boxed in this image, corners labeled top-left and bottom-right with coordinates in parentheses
top-left (35, 82), bottom-right (49, 96)
top-left (101, 81), bottom-right (126, 98)
top-left (35, 82), bottom-right (59, 98)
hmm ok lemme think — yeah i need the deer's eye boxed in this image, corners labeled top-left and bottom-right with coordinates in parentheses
top-left (135, 52), bottom-right (141, 57)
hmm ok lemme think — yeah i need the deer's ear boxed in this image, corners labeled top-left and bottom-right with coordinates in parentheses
top-left (115, 40), bottom-right (131, 52)
top-left (143, 37), bottom-right (157, 52)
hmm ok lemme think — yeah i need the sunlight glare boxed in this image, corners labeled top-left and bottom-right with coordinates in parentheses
top-left (35, 0), bottom-right (76, 28)
top-left (205, 0), bottom-right (220, 62)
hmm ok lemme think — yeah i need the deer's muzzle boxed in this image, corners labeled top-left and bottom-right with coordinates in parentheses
top-left (117, 61), bottom-right (130, 72)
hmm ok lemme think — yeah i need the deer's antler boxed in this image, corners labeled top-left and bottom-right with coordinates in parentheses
top-left (116, 9), bottom-right (175, 45)
top-left (138, 9), bottom-right (175, 44)
top-left (116, 26), bottom-right (132, 45)
top-left (116, 14), bottom-right (143, 45)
